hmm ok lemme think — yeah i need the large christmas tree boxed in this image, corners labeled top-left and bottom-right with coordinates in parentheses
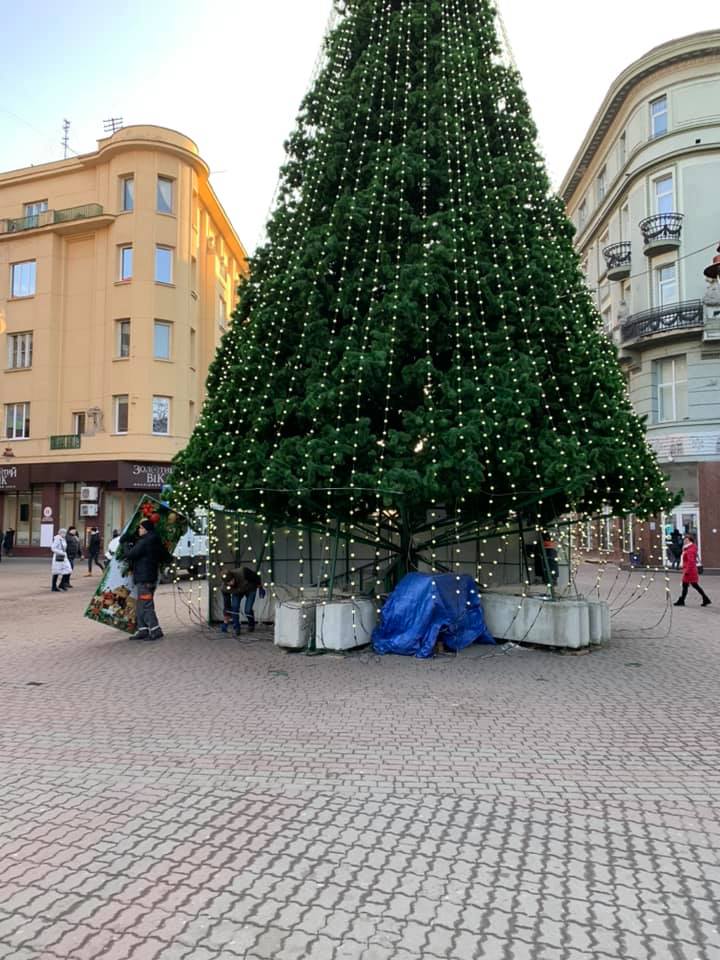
top-left (171, 0), bottom-right (671, 568)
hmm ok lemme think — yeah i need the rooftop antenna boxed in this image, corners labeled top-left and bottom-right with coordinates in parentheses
top-left (103, 117), bottom-right (123, 135)
top-left (62, 119), bottom-right (71, 159)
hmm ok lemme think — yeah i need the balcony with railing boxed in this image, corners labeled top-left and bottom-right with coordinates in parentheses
top-left (602, 241), bottom-right (632, 281)
top-left (639, 212), bottom-right (684, 256)
top-left (0, 204), bottom-right (112, 238)
top-left (50, 434), bottom-right (81, 450)
top-left (621, 299), bottom-right (703, 345)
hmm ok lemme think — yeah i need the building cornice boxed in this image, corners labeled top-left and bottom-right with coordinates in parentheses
top-left (0, 124), bottom-right (247, 269)
top-left (559, 31), bottom-right (720, 205)
top-left (574, 138), bottom-right (720, 250)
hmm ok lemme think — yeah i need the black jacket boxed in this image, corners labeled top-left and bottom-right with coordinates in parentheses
top-left (222, 567), bottom-right (262, 596)
top-left (122, 530), bottom-right (172, 584)
top-left (88, 533), bottom-right (101, 556)
top-left (66, 533), bottom-right (82, 559)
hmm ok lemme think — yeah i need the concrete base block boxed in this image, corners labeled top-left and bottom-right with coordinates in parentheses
top-left (586, 599), bottom-right (612, 645)
top-left (274, 601), bottom-right (317, 649)
top-left (482, 592), bottom-right (600, 650)
top-left (315, 599), bottom-right (377, 651)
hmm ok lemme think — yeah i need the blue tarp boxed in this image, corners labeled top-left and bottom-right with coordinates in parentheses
top-left (372, 573), bottom-right (495, 658)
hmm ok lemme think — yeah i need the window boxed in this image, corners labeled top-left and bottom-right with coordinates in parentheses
top-left (72, 412), bottom-right (86, 435)
top-left (218, 296), bottom-right (227, 329)
top-left (155, 245), bottom-right (173, 284)
top-left (189, 400), bottom-right (196, 427)
top-left (120, 176), bottom-right (134, 212)
top-left (599, 231), bottom-right (609, 275)
top-left (618, 132), bottom-right (626, 166)
top-left (119, 245), bottom-right (133, 281)
top-left (11, 261), bottom-right (36, 298)
top-left (154, 321), bottom-right (172, 360)
top-left (578, 200), bottom-right (587, 228)
top-left (657, 263), bottom-right (677, 307)
top-left (602, 306), bottom-right (612, 334)
top-left (157, 176), bottom-right (173, 214)
top-left (600, 508), bottom-right (613, 553)
top-left (190, 327), bottom-right (197, 368)
top-left (656, 356), bottom-right (687, 423)
top-left (116, 319), bottom-right (131, 358)
top-left (597, 167), bottom-right (606, 203)
top-left (7, 332), bottom-right (33, 369)
top-left (654, 175), bottom-right (673, 215)
top-left (4, 402), bottom-right (30, 439)
top-left (152, 396), bottom-right (170, 435)
top-left (3, 489), bottom-right (42, 547)
top-left (620, 204), bottom-right (630, 241)
top-left (24, 200), bottom-right (48, 221)
top-left (621, 516), bottom-right (635, 555)
top-left (114, 395), bottom-right (129, 434)
top-left (190, 255), bottom-right (198, 294)
top-left (650, 96), bottom-right (668, 138)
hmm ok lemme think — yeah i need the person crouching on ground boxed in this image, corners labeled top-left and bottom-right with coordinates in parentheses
top-left (220, 567), bottom-right (264, 636)
top-left (674, 534), bottom-right (711, 607)
top-left (51, 529), bottom-right (72, 592)
top-left (120, 519), bottom-right (172, 641)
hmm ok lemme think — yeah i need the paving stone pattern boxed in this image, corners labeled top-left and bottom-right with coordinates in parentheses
top-left (1, 561), bottom-right (719, 959)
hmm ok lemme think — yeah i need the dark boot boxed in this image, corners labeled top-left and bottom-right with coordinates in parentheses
top-left (673, 599), bottom-right (684, 606)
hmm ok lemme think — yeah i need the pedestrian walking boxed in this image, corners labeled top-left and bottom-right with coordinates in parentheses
top-left (670, 528), bottom-right (683, 570)
top-left (674, 534), bottom-right (711, 607)
top-left (64, 526), bottom-right (82, 587)
top-left (3, 528), bottom-right (15, 556)
top-left (220, 567), bottom-right (264, 635)
top-left (51, 529), bottom-right (72, 592)
top-left (84, 527), bottom-right (105, 576)
top-left (105, 529), bottom-right (121, 564)
top-left (120, 519), bottom-right (172, 641)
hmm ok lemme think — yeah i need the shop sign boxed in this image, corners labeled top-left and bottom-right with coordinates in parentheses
top-left (0, 464), bottom-right (30, 491)
top-left (118, 462), bottom-right (173, 491)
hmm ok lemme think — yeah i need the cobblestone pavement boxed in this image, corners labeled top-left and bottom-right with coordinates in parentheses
top-left (1, 560), bottom-right (719, 959)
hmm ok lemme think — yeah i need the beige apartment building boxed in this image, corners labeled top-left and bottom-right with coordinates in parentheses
top-left (0, 125), bottom-right (247, 554)
top-left (560, 31), bottom-right (720, 568)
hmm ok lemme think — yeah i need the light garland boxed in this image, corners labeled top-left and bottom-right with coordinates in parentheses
top-left (167, 0), bottom-right (675, 628)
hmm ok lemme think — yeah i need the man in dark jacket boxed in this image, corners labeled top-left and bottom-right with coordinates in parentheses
top-left (121, 520), bottom-right (172, 641)
top-left (84, 527), bottom-right (105, 576)
top-left (221, 567), bottom-right (264, 635)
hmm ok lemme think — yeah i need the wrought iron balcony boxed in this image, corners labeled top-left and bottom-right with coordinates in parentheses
top-left (639, 212), bottom-right (684, 256)
top-left (602, 241), bottom-right (632, 281)
top-left (0, 204), bottom-right (105, 235)
top-left (50, 434), bottom-right (81, 450)
top-left (621, 299), bottom-right (703, 344)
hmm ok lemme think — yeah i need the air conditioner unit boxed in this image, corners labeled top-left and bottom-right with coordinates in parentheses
top-left (80, 503), bottom-right (99, 517)
top-left (80, 486), bottom-right (99, 501)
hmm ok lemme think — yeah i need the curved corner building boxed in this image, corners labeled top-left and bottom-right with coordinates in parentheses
top-left (561, 31), bottom-right (720, 568)
top-left (0, 125), bottom-right (248, 553)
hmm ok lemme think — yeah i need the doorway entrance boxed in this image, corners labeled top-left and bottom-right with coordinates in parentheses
top-left (662, 503), bottom-right (701, 566)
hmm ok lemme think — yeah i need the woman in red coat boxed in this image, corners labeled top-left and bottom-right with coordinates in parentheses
top-left (674, 534), bottom-right (711, 607)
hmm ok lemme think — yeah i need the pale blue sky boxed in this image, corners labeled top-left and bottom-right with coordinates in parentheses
top-left (0, 0), bottom-right (714, 251)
